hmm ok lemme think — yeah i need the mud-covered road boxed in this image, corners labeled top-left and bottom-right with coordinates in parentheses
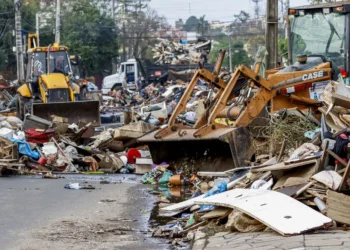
top-left (0, 175), bottom-right (169, 250)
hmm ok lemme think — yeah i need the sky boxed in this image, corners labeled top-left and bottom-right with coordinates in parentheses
top-left (148, 0), bottom-right (309, 25)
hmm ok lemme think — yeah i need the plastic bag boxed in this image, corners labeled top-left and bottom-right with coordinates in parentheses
top-left (6, 116), bottom-right (23, 129)
top-left (158, 170), bottom-right (173, 185)
top-left (10, 139), bottom-right (40, 159)
top-left (204, 182), bottom-right (227, 198)
top-left (64, 183), bottom-right (80, 189)
top-left (141, 172), bottom-right (153, 184)
top-left (126, 163), bottom-right (135, 172)
top-left (185, 214), bottom-right (195, 227)
top-left (200, 182), bottom-right (227, 211)
top-left (119, 168), bottom-right (130, 174)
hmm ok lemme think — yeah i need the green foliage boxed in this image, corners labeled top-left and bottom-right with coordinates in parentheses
top-left (0, 0), bottom-right (118, 78)
top-left (60, 0), bottom-right (118, 75)
top-left (0, 0), bottom-right (41, 79)
top-left (196, 15), bottom-right (209, 37)
top-left (246, 35), bottom-right (265, 58)
top-left (278, 38), bottom-right (288, 58)
top-left (209, 39), bottom-right (252, 69)
top-left (233, 11), bottom-right (250, 24)
top-left (183, 16), bottom-right (199, 32)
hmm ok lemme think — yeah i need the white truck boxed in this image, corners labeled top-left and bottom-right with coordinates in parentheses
top-left (102, 59), bottom-right (139, 94)
top-left (102, 58), bottom-right (214, 95)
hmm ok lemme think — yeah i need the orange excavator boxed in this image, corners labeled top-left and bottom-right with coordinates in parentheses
top-left (139, 2), bottom-right (348, 171)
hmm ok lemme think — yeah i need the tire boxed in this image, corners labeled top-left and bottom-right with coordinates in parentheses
top-left (17, 96), bottom-right (31, 120)
top-left (80, 86), bottom-right (88, 100)
top-left (111, 84), bottom-right (122, 91)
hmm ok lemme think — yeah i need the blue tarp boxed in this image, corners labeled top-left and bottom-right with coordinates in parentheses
top-left (10, 139), bottom-right (40, 159)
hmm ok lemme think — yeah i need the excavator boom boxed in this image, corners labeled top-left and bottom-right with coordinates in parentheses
top-left (139, 48), bottom-right (332, 171)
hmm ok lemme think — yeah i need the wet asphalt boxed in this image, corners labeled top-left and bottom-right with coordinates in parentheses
top-left (0, 174), bottom-right (169, 250)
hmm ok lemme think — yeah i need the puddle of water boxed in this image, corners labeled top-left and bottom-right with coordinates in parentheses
top-left (148, 185), bottom-right (201, 227)
top-left (56, 173), bottom-right (142, 183)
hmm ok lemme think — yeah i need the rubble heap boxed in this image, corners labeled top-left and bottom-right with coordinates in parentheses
top-left (152, 38), bottom-right (212, 65)
top-left (140, 78), bottom-right (350, 247)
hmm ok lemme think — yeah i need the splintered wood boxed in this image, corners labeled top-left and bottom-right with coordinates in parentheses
top-left (0, 137), bottom-right (18, 160)
top-left (327, 190), bottom-right (350, 225)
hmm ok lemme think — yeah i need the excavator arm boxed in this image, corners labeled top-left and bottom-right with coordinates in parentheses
top-left (194, 62), bottom-right (332, 137)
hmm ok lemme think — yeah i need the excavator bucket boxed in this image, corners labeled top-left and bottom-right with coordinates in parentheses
top-left (138, 49), bottom-right (259, 172)
top-left (138, 126), bottom-right (255, 172)
top-left (32, 100), bottom-right (101, 127)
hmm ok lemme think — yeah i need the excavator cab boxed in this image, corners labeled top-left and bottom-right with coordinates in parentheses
top-left (287, 2), bottom-right (348, 78)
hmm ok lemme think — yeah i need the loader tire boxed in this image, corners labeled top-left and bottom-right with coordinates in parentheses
top-left (111, 84), bottom-right (122, 91)
top-left (17, 96), bottom-right (31, 120)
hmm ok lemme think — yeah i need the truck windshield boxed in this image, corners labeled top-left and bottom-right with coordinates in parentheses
top-left (291, 12), bottom-right (345, 69)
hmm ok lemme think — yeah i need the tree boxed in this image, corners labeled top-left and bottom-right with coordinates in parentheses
top-left (58, 0), bottom-right (119, 75)
top-left (196, 15), bottom-right (209, 37)
top-left (123, 7), bottom-right (167, 59)
top-left (246, 35), bottom-right (265, 58)
top-left (209, 39), bottom-right (252, 69)
top-left (234, 11), bottom-right (250, 24)
top-left (231, 41), bottom-right (252, 68)
top-left (183, 16), bottom-right (199, 32)
top-left (0, 0), bottom-right (41, 79)
top-left (229, 11), bottom-right (250, 34)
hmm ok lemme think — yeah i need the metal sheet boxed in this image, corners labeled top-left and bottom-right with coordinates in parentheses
top-left (194, 189), bottom-right (332, 236)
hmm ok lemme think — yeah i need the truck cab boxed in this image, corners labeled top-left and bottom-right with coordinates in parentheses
top-left (102, 59), bottom-right (140, 94)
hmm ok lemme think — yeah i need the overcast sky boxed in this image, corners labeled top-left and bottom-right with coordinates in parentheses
top-left (149, 0), bottom-right (309, 25)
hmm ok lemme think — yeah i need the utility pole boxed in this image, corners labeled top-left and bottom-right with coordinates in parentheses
top-left (14, 0), bottom-right (24, 81)
top-left (55, 0), bottom-right (61, 44)
top-left (228, 35), bottom-right (232, 72)
top-left (36, 13), bottom-right (40, 46)
top-left (265, 0), bottom-right (278, 70)
top-left (112, 0), bottom-right (115, 19)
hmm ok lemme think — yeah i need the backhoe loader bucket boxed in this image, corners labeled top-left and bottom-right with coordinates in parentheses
top-left (32, 100), bottom-right (101, 127)
top-left (138, 126), bottom-right (255, 172)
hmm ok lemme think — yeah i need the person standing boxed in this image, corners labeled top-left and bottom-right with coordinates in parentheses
top-left (136, 76), bottom-right (143, 93)
top-left (122, 77), bottom-right (128, 90)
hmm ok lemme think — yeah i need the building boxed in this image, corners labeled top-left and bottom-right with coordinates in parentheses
top-left (175, 19), bottom-right (184, 30)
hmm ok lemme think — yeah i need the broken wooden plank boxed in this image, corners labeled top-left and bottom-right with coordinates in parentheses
top-left (193, 189), bottom-right (332, 236)
top-left (277, 183), bottom-right (309, 197)
top-left (273, 164), bottom-right (316, 190)
top-left (318, 140), bottom-right (329, 173)
top-left (201, 207), bottom-right (232, 220)
top-left (261, 156), bottom-right (277, 167)
top-left (332, 93), bottom-right (350, 109)
top-left (326, 190), bottom-right (350, 225)
top-left (197, 171), bottom-right (228, 177)
top-left (252, 159), bottom-right (317, 173)
top-left (312, 171), bottom-right (342, 190)
top-left (293, 181), bottom-right (315, 198)
top-left (326, 149), bottom-right (347, 167)
top-left (114, 121), bottom-right (157, 141)
top-left (277, 140), bottom-right (286, 163)
top-left (338, 158), bottom-right (350, 191)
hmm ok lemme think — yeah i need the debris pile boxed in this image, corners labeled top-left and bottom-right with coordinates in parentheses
top-left (152, 38), bottom-right (212, 65)
top-left (143, 78), bottom-right (350, 246)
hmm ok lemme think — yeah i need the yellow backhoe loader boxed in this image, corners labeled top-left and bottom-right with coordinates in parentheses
top-left (17, 34), bottom-right (100, 126)
top-left (139, 2), bottom-right (348, 171)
